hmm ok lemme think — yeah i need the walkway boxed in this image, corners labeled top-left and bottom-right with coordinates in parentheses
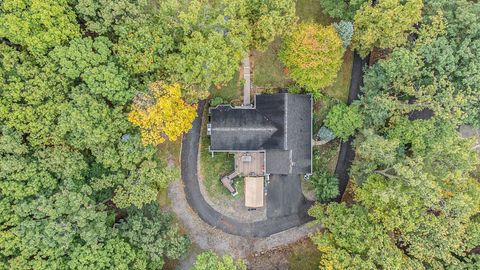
top-left (242, 56), bottom-right (251, 105)
top-left (334, 51), bottom-right (370, 201)
top-left (181, 101), bottom-right (313, 238)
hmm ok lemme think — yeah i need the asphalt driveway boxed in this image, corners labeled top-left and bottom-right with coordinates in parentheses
top-left (181, 101), bottom-right (313, 238)
top-left (267, 174), bottom-right (310, 218)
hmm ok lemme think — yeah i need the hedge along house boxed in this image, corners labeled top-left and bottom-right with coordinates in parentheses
top-left (208, 93), bottom-right (312, 208)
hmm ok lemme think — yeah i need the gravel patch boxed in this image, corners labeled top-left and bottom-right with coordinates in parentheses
top-left (168, 180), bottom-right (321, 269)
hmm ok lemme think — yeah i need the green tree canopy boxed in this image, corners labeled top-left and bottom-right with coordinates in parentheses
top-left (280, 22), bottom-right (345, 91)
top-left (319, 0), bottom-right (367, 21)
top-left (192, 251), bottom-right (247, 270)
top-left (0, 0), bottom-right (80, 56)
top-left (311, 2), bottom-right (480, 269)
top-left (352, 0), bottom-right (423, 57)
top-left (246, 0), bottom-right (296, 50)
top-left (325, 103), bottom-right (364, 140)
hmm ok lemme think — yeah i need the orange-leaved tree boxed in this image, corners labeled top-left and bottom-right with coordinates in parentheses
top-left (128, 82), bottom-right (197, 145)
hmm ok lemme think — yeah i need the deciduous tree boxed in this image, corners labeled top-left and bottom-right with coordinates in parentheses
top-left (192, 251), bottom-right (246, 270)
top-left (119, 204), bottom-right (190, 269)
top-left (319, 0), bottom-right (367, 21)
top-left (0, 0), bottom-right (80, 55)
top-left (352, 0), bottom-right (423, 57)
top-left (325, 103), bottom-right (363, 140)
top-left (128, 82), bottom-right (197, 146)
top-left (280, 23), bottom-right (344, 91)
top-left (246, 0), bottom-right (296, 50)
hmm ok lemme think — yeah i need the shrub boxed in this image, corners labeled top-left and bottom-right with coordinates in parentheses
top-left (310, 170), bottom-right (339, 202)
top-left (210, 96), bottom-right (224, 107)
top-left (325, 103), bottom-right (364, 140)
top-left (192, 251), bottom-right (246, 270)
top-left (333, 21), bottom-right (354, 48)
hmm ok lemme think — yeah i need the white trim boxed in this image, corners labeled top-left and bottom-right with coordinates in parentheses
top-left (212, 127), bottom-right (277, 132)
top-left (284, 93), bottom-right (288, 150)
top-left (309, 94), bottom-right (313, 175)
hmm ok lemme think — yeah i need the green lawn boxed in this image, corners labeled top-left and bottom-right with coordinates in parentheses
top-left (252, 38), bottom-right (292, 89)
top-left (313, 141), bottom-right (340, 174)
top-left (199, 109), bottom-right (243, 200)
top-left (253, 1), bottom-right (351, 102)
top-left (156, 138), bottom-right (182, 209)
top-left (156, 139), bottom-right (182, 167)
top-left (209, 70), bottom-right (242, 103)
top-left (296, 0), bottom-right (333, 25)
top-left (288, 238), bottom-right (321, 270)
top-left (323, 50), bottom-right (353, 102)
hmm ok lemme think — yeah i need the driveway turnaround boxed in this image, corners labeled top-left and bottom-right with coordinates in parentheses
top-left (267, 174), bottom-right (311, 218)
top-left (181, 101), bottom-right (313, 238)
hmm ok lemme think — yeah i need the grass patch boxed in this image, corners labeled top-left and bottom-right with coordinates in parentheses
top-left (156, 188), bottom-right (170, 209)
top-left (199, 109), bottom-right (243, 200)
top-left (296, 0), bottom-right (333, 25)
top-left (252, 38), bottom-right (292, 88)
top-left (209, 70), bottom-right (242, 103)
top-left (313, 141), bottom-right (340, 174)
top-left (156, 139), bottom-right (182, 168)
top-left (323, 50), bottom-right (353, 102)
top-left (288, 238), bottom-right (321, 270)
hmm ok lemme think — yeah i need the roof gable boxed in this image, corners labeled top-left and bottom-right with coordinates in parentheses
top-left (209, 93), bottom-right (312, 174)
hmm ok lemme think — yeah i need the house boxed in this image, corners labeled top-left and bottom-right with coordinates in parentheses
top-left (208, 93), bottom-right (312, 208)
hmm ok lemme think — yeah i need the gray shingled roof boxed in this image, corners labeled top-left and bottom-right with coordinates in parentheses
top-left (209, 93), bottom-right (312, 175)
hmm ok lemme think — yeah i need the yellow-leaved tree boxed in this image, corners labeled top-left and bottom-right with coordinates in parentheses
top-left (128, 82), bottom-right (197, 145)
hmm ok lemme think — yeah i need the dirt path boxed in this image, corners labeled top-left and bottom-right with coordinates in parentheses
top-left (169, 178), bottom-right (321, 269)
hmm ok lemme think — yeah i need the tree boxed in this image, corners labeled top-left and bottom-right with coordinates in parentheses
top-left (166, 31), bottom-right (244, 97)
top-left (309, 1), bottom-right (480, 269)
top-left (0, 0), bottom-right (80, 55)
top-left (319, 0), bottom-right (367, 21)
top-left (49, 37), bottom-right (135, 105)
top-left (324, 103), bottom-right (364, 140)
top-left (333, 21), bottom-right (354, 48)
top-left (164, 0), bottom-right (251, 98)
top-left (118, 204), bottom-right (190, 269)
top-left (352, 0), bottom-right (423, 57)
top-left (0, 2), bottom-right (195, 268)
top-left (350, 129), bottom-right (400, 182)
top-left (114, 16), bottom-right (173, 74)
top-left (74, 0), bottom-right (147, 35)
top-left (309, 203), bottom-right (412, 269)
top-left (246, 0), bottom-right (296, 50)
top-left (310, 170), bottom-right (339, 202)
top-left (68, 238), bottom-right (147, 270)
top-left (192, 251), bottom-right (246, 270)
top-left (128, 82), bottom-right (197, 146)
top-left (280, 23), bottom-right (344, 91)
top-left (420, 0), bottom-right (480, 126)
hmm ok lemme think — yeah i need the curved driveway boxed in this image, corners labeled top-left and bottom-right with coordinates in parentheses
top-left (181, 101), bottom-right (313, 238)
top-left (180, 51), bottom-right (368, 237)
